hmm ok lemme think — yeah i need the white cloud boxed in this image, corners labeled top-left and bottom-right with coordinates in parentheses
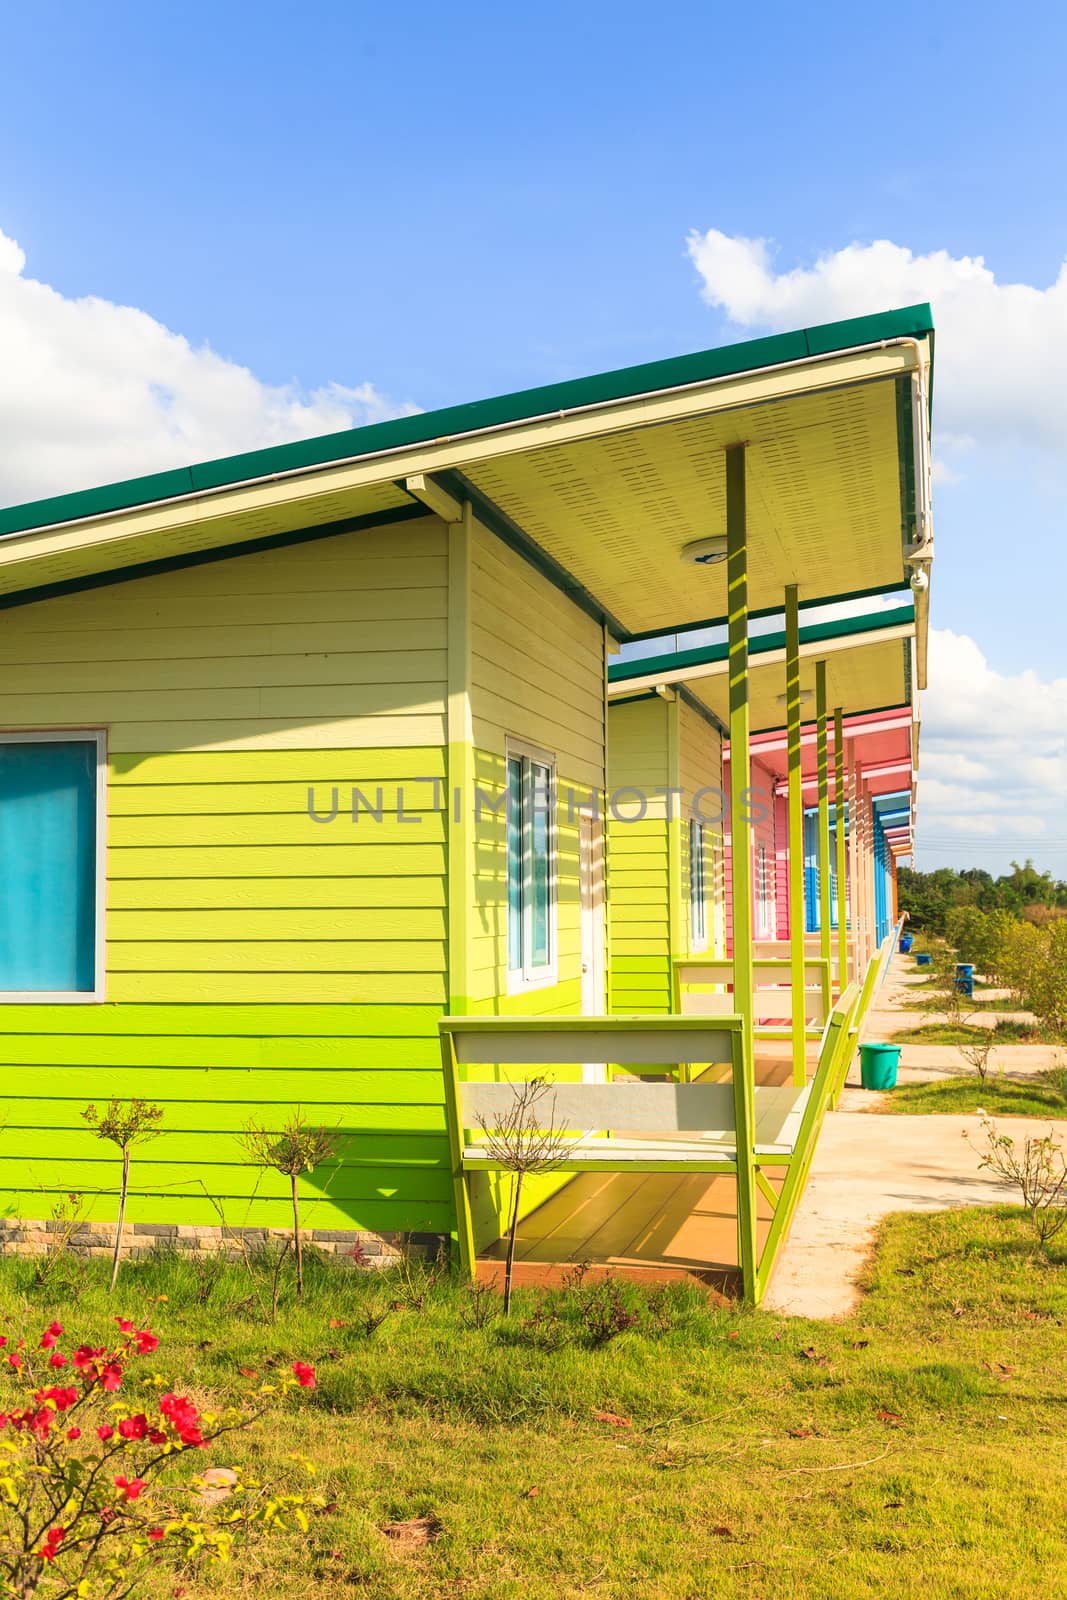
top-left (917, 629), bottom-right (1067, 864)
top-left (687, 229), bottom-right (1067, 456)
top-left (0, 229), bottom-right (417, 507)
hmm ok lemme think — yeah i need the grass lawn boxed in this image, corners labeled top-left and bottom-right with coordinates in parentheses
top-left (891, 1019), bottom-right (1067, 1046)
top-left (2, 1213), bottom-right (1066, 1599)
top-left (879, 1069), bottom-right (1067, 1118)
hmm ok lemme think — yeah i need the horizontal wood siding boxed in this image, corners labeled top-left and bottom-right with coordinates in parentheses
top-left (608, 697), bottom-right (671, 1011)
top-left (678, 698), bottom-right (725, 961)
top-left (0, 518), bottom-right (452, 1234)
top-left (465, 518), bottom-right (608, 1242)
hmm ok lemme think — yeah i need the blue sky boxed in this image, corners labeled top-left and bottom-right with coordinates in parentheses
top-left (2, 0), bottom-right (1066, 872)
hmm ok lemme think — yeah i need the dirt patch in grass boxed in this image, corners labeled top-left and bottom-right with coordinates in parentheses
top-left (381, 1515), bottom-right (443, 1551)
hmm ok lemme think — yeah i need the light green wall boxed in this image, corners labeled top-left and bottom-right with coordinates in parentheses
top-left (0, 508), bottom-right (611, 1251)
top-left (0, 520), bottom-right (452, 1235)
top-left (607, 694), bottom-right (724, 1014)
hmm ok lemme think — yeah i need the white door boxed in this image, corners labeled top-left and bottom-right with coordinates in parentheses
top-left (578, 812), bottom-right (607, 1081)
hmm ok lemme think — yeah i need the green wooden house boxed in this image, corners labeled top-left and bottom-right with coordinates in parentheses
top-left (0, 303), bottom-right (934, 1276)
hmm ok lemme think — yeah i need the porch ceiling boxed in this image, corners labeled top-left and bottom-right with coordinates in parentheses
top-left (463, 374), bottom-right (909, 632)
top-left (0, 306), bottom-right (932, 642)
top-left (750, 708), bottom-right (915, 785)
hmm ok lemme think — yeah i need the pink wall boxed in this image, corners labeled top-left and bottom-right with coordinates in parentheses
top-left (722, 753), bottom-right (778, 955)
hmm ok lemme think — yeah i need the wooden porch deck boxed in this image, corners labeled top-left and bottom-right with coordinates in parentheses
top-left (476, 1043), bottom-right (813, 1297)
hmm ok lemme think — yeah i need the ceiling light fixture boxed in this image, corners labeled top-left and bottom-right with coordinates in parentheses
top-left (680, 536), bottom-right (729, 566)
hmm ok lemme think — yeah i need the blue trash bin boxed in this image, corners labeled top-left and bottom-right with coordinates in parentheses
top-left (915, 952), bottom-right (932, 968)
top-left (899, 934), bottom-right (914, 954)
top-left (955, 963), bottom-right (974, 998)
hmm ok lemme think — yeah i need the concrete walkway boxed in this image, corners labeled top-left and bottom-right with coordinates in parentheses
top-left (762, 1107), bottom-right (1066, 1319)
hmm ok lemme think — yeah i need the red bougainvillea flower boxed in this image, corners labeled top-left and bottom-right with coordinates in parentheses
top-left (97, 1425), bottom-right (114, 1441)
top-left (0, 1335), bottom-right (7, 1348)
top-left (67, 1426), bottom-right (81, 1440)
top-left (73, 1345), bottom-right (105, 1375)
top-left (115, 1318), bottom-right (135, 1335)
top-left (114, 1476), bottom-right (145, 1502)
top-left (148, 1528), bottom-right (166, 1542)
top-left (7, 1352), bottom-right (22, 1372)
top-left (35, 1387), bottom-right (78, 1412)
top-left (160, 1393), bottom-right (204, 1447)
top-left (100, 1362), bottom-right (123, 1393)
top-left (37, 1526), bottom-right (65, 1562)
top-left (49, 1353), bottom-right (68, 1369)
top-left (134, 1330), bottom-right (160, 1355)
top-left (118, 1414), bottom-right (149, 1441)
top-left (292, 1362), bottom-right (317, 1389)
top-left (40, 1321), bottom-right (64, 1350)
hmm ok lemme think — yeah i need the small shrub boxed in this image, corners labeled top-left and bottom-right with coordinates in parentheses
top-left (966, 1115), bottom-right (1067, 1251)
top-left (999, 921), bottom-right (1045, 1010)
top-left (568, 1275), bottom-right (640, 1349)
top-left (460, 1278), bottom-right (498, 1331)
top-left (474, 1079), bottom-right (575, 1315)
top-left (387, 1247), bottom-right (447, 1312)
top-left (32, 1193), bottom-right (88, 1289)
top-left (959, 1036), bottom-right (996, 1082)
top-left (354, 1300), bottom-right (394, 1340)
top-left (241, 1117), bottom-right (337, 1299)
top-left (498, 1300), bottom-right (569, 1354)
top-left (82, 1100), bottom-right (164, 1293)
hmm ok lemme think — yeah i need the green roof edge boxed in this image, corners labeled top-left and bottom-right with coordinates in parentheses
top-left (609, 601), bottom-right (917, 683)
top-left (0, 303), bottom-right (934, 540)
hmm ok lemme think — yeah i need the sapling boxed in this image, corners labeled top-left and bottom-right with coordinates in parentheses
top-left (475, 1077), bottom-right (573, 1315)
top-left (242, 1115), bottom-right (337, 1298)
top-left (82, 1099), bottom-right (164, 1292)
top-left (966, 1115), bottom-right (1067, 1251)
top-left (959, 1036), bottom-right (996, 1083)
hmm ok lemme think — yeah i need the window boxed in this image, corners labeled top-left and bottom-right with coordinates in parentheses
top-left (757, 841), bottom-right (774, 939)
top-left (506, 745), bottom-right (555, 985)
top-left (0, 733), bottom-right (105, 1000)
top-left (689, 818), bottom-right (708, 951)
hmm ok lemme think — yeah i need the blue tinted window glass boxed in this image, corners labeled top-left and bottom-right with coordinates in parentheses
top-left (0, 740), bottom-right (97, 993)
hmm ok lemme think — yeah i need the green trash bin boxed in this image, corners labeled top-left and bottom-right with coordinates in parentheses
top-left (860, 1042), bottom-right (900, 1090)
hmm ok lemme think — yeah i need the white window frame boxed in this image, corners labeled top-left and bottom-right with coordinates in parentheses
top-left (0, 729), bottom-right (107, 1004)
top-left (757, 840), bottom-right (774, 940)
top-left (505, 737), bottom-right (558, 994)
top-left (689, 816), bottom-right (708, 953)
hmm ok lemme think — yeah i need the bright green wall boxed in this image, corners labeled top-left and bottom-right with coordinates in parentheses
top-left (608, 697), bottom-right (673, 1012)
top-left (0, 521), bottom-right (452, 1238)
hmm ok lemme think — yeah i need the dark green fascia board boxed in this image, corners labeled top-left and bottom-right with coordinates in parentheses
top-left (622, 579), bottom-right (910, 646)
top-left (432, 469), bottom-right (630, 638)
top-left (609, 600), bottom-right (916, 684)
top-left (0, 502), bottom-right (427, 615)
top-left (0, 304), bottom-right (934, 541)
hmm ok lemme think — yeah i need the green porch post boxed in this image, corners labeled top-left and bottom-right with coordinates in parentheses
top-left (815, 661), bottom-right (832, 980)
top-left (834, 707), bottom-right (849, 988)
top-left (785, 586), bottom-right (806, 1088)
top-left (726, 443), bottom-right (758, 1303)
